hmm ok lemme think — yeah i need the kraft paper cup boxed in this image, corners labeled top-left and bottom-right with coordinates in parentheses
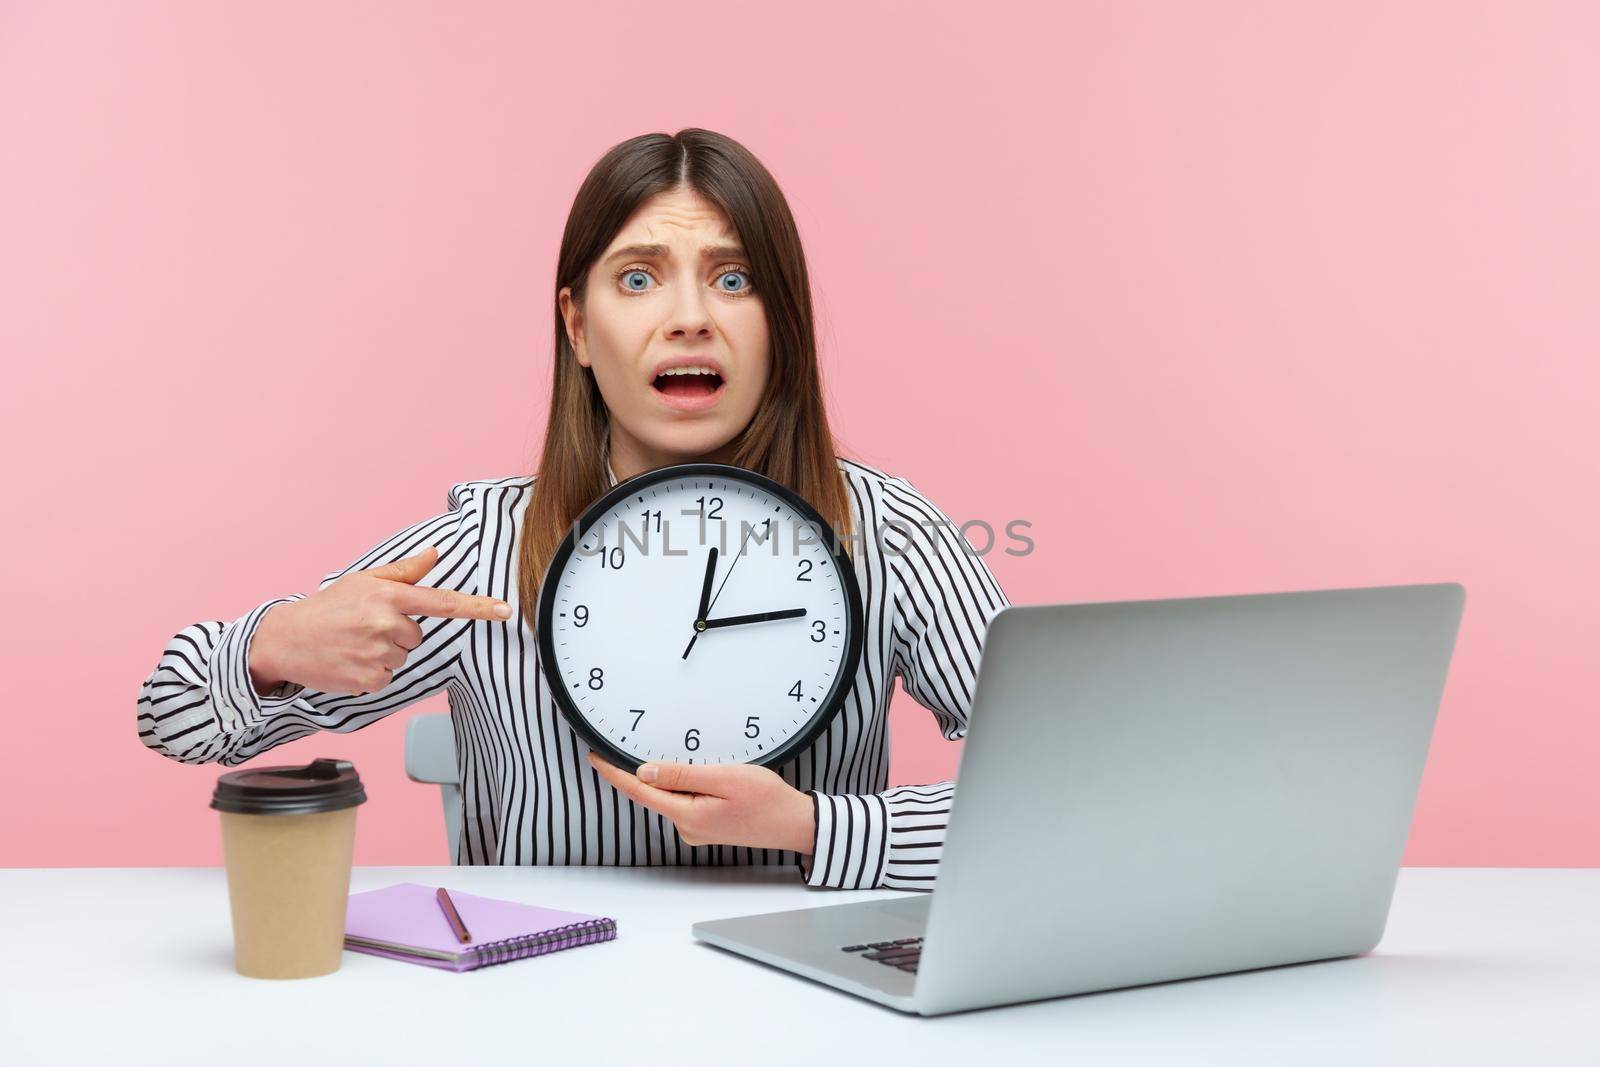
top-left (211, 758), bottom-right (367, 979)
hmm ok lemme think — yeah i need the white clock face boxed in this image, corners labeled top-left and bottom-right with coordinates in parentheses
top-left (537, 466), bottom-right (862, 770)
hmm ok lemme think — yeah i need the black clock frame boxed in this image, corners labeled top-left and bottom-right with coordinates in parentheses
top-left (535, 462), bottom-right (866, 775)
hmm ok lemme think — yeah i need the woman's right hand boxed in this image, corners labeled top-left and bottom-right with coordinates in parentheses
top-left (248, 546), bottom-right (513, 696)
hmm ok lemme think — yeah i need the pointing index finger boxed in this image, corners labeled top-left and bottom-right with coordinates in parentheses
top-left (389, 583), bottom-right (513, 621)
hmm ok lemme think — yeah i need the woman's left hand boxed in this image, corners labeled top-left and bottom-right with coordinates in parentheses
top-left (587, 753), bottom-right (816, 855)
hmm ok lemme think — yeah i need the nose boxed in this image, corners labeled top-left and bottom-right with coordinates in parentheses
top-left (663, 270), bottom-right (715, 340)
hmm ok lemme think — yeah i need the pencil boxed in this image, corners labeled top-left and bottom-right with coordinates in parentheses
top-left (435, 887), bottom-right (472, 943)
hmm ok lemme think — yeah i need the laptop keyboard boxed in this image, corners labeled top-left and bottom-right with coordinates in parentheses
top-left (841, 937), bottom-right (923, 973)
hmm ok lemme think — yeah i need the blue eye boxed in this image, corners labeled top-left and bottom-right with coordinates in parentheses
top-left (621, 269), bottom-right (653, 292)
top-left (716, 269), bottom-right (752, 293)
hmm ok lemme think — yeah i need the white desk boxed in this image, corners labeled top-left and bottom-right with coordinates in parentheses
top-left (3, 866), bottom-right (1596, 1065)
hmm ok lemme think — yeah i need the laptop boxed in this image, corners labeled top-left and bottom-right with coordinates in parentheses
top-left (691, 582), bottom-right (1466, 1015)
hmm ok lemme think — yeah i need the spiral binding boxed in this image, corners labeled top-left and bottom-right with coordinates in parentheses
top-left (464, 916), bottom-right (618, 968)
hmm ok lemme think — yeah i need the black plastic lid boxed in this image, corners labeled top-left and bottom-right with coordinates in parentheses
top-left (210, 758), bottom-right (367, 816)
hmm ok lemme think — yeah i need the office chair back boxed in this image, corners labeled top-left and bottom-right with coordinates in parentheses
top-left (403, 713), bottom-right (461, 862)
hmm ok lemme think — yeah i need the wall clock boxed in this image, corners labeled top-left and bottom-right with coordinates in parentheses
top-left (536, 463), bottom-right (865, 773)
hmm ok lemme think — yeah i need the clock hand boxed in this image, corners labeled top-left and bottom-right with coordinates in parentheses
top-left (704, 518), bottom-right (760, 618)
top-left (696, 546), bottom-right (718, 621)
top-left (700, 607), bottom-right (808, 629)
top-left (681, 547), bottom-right (720, 661)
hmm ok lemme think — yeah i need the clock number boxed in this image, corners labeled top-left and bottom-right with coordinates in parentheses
top-left (573, 604), bottom-right (589, 627)
top-left (640, 509), bottom-right (662, 533)
top-left (630, 709), bottom-right (645, 730)
top-left (587, 667), bottom-right (604, 690)
top-left (694, 495), bottom-right (724, 520)
top-left (796, 559), bottom-right (813, 581)
top-left (684, 728), bottom-right (701, 751)
top-left (745, 716), bottom-right (760, 738)
top-left (810, 619), bottom-right (826, 642)
top-left (788, 680), bottom-right (802, 701)
top-left (600, 546), bottom-right (624, 569)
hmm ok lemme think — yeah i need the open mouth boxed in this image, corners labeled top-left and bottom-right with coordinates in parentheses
top-left (651, 366), bottom-right (725, 399)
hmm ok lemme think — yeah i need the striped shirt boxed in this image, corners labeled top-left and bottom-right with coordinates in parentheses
top-left (137, 457), bottom-right (1010, 890)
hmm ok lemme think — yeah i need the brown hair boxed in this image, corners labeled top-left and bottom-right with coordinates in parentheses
top-left (516, 128), bottom-right (855, 630)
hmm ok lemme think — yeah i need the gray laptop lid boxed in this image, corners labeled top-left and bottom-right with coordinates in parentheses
top-left (913, 583), bottom-right (1465, 1015)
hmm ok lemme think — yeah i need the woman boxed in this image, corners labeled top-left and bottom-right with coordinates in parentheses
top-left (137, 128), bottom-right (1010, 891)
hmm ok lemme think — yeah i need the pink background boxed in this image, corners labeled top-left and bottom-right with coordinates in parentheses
top-left (2, 2), bottom-right (1595, 868)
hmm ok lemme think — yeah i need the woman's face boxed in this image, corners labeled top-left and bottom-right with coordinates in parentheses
top-left (559, 186), bottom-right (771, 473)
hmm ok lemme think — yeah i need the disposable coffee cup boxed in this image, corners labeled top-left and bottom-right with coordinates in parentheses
top-left (211, 757), bottom-right (367, 979)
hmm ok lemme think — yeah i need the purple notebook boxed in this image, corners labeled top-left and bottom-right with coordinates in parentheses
top-left (344, 882), bottom-right (617, 972)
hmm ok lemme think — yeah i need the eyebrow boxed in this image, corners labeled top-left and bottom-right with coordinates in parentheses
top-left (603, 243), bottom-right (748, 264)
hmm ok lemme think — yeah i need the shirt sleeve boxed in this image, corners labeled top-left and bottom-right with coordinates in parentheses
top-left (135, 482), bottom-right (485, 767)
top-left (798, 473), bottom-right (1010, 890)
